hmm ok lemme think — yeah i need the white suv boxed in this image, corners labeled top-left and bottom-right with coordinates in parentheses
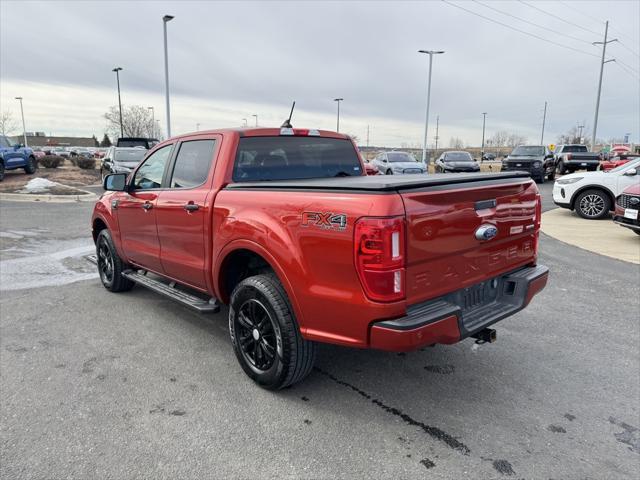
top-left (553, 158), bottom-right (640, 219)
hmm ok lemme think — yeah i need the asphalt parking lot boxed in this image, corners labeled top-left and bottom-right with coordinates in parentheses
top-left (1, 182), bottom-right (638, 479)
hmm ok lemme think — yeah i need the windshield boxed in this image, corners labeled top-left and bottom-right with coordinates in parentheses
top-left (512, 146), bottom-right (544, 156)
top-left (445, 152), bottom-right (473, 162)
top-left (561, 145), bottom-right (588, 153)
top-left (387, 152), bottom-right (415, 163)
top-left (233, 136), bottom-right (362, 181)
top-left (114, 149), bottom-right (147, 163)
top-left (609, 158), bottom-right (640, 174)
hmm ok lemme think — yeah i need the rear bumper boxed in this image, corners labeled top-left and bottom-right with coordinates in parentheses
top-left (369, 264), bottom-right (549, 351)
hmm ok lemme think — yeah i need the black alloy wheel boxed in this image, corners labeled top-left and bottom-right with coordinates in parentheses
top-left (235, 299), bottom-right (278, 372)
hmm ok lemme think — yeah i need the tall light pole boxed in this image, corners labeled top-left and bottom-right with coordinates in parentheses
top-left (112, 67), bottom-right (124, 139)
top-left (333, 98), bottom-right (343, 132)
top-left (591, 20), bottom-right (617, 150)
top-left (577, 123), bottom-right (585, 143)
top-left (148, 106), bottom-right (155, 137)
top-left (434, 115), bottom-right (440, 153)
top-left (163, 15), bottom-right (174, 138)
top-left (481, 112), bottom-right (487, 160)
top-left (196, 123), bottom-right (201, 131)
top-left (242, 118), bottom-right (248, 127)
top-left (252, 114), bottom-right (258, 127)
top-left (14, 97), bottom-right (27, 147)
top-left (418, 50), bottom-right (445, 167)
top-left (540, 102), bottom-right (548, 145)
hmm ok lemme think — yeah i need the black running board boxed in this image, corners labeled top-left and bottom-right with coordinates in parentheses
top-left (122, 270), bottom-right (220, 313)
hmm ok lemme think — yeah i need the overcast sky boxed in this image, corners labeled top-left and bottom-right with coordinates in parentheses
top-left (1, 0), bottom-right (638, 147)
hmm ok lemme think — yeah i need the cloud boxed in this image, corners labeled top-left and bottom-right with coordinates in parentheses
top-left (1, 0), bottom-right (638, 146)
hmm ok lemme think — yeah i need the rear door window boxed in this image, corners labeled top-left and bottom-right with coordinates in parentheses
top-left (169, 140), bottom-right (216, 188)
top-left (233, 136), bottom-right (361, 181)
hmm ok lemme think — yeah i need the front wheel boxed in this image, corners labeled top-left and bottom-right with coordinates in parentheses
top-left (386, 169), bottom-right (393, 175)
top-left (24, 156), bottom-right (37, 174)
top-left (96, 229), bottom-right (135, 292)
top-left (575, 189), bottom-right (611, 220)
top-left (556, 161), bottom-right (566, 175)
top-left (547, 169), bottom-right (555, 181)
top-left (229, 274), bottom-right (316, 390)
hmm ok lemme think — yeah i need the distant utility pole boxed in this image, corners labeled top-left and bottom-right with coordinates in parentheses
top-left (577, 122), bottom-right (585, 143)
top-left (540, 101), bottom-right (547, 145)
top-left (366, 124), bottom-right (370, 147)
top-left (418, 49), bottom-right (445, 167)
top-left (434, 115), bottom-right (440, 152)
top-left (591, 20), bottom-right (617, 149)
top-left (242, 118), bottom-right (248, 127)
top-left (481, 112), bottom-right (487, 159)
top-left (252, 114), bottom-right (258, 127)
top-left (196, 123), bottom-right (200, 131)
top-left (148, 106), bottom-right (155, 137)
top-left (334, 98), bottom-right (343, 132)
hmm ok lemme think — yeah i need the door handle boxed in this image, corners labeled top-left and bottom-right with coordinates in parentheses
top-left (142, 201), bottom-right (153, 211)
top-left (184, 202), bottom-right (199, 212)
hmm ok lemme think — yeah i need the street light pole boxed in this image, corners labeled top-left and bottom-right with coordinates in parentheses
top-left (112, 67), bottom-right (124, 139)
top-left (148, 106), bottom-right (155, 137)
top-left (252, 114), bottom-right (258, 127)
top-left (14, 97), bottom-right (27, 147)
top-left (434, 115), bottom-right (439, 153)
top-left (591, 20), bottom-right (617, 150)
top-left (242, 118), bottom-right (248, 127)
top-left (540, 101), bottom-right (547, 145)
top-left (333, 98), bottom-right (343, 132)
top-left (481, 112), bottom-right (487, 160)
top-left (163, 15), bottom-right (174, 138)
top-left (196, 123), bottom-right (200, 131)
top-left (418, 50), bottom-right (444, 168)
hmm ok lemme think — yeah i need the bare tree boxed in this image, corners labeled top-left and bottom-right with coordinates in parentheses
top-left (0, 110), bottom-right (18, 136)
top-left (506, 133), bottom-right (527, 147)
top-left (489, 130), bottom-right (528, 147)
top-left (449, 137), bottom-right (464, 149)
top-left (104, 105), bottom-right (163, 140)
top-left (347, 133), bottom-right (360, 144)
top-left (557, 125), bottom-right (590, 145)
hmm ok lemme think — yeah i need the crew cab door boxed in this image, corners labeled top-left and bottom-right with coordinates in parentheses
top-left (155, 136), bottom-right (219, 291)
top-left (0, 135), bottom-right (23, 167)
top-left (117, 143), bottom-right (174, 272)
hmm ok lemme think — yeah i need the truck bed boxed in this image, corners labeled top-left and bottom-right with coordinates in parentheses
top-left (225, 171), bottom-right (531, 192)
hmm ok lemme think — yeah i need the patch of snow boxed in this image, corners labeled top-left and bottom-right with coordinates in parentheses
top-left (21, 178), bottom-right (60, 193)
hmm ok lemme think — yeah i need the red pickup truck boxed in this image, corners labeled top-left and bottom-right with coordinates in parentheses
top-left (92, 127), bottom-right (548, 389)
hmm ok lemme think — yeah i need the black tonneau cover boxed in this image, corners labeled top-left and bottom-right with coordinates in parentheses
top-left (225, 172), bottom-right (531, 192)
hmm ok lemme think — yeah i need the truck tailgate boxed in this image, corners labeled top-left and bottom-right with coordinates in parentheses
top-left (400, 178), bottom-right (539, 306)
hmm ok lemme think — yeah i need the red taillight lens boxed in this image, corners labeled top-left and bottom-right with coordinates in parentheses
top-left (534, 193), bottom-right (541, 258)
top-left (354, 216), bottom-right (405, 302)
top-left (567, 153), bottom-right (572, 160)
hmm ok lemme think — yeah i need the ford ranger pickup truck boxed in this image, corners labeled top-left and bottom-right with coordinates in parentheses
top-left (92, 127), bottom-right (549, 389)
top-left (0, 135), bottom-right (37, 181)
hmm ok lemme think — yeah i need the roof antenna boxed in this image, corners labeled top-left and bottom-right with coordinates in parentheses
top-left (281, 101), bottom-right (295, 128)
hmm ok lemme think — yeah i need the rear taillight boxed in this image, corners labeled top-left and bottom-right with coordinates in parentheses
top-left (354, 216), bottom-right (406, 302)
top-left (567, 153), bottom-right (572, 160)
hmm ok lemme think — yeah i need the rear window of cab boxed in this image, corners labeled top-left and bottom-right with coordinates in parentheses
top-left (233, 136), bottom-right (362, 181)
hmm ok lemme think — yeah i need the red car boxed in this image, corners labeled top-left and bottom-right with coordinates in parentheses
top-left (92, 127), bottom-right (548, 389)
top-left (613, 183), bottom-right (640, 235)
top-left (600, 154), bottom-right (640, 171)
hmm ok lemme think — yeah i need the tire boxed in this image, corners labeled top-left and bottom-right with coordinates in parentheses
top-left (535, 174), bottom-right (545, 184)
top-left (556, 161), bottom-right (566, 175)
top-left (96, 229), bottom-right (135, 292)
top-left (229, 274), bottom-right (316, 390)
top-left (24, 156), bottom-right (37, 174)
top-left (547, 169), bottom-right (555, 181)
top-left (386, 169), bottom-right (393, 175)
top-left (0, 160), bottom-right (4, 182)
top-left (635, 230), bottom-right (640, 236)
top-left (575, 189), bottom-right (611, 220)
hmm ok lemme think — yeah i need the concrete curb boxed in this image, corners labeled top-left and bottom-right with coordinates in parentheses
top-left (541, 208), bottom-right (639, 264)
top-left (0, 186), bottom-right (97, 203)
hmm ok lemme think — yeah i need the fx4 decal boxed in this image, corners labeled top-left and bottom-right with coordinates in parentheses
top-left (302, 212), bottom-right (348, 231)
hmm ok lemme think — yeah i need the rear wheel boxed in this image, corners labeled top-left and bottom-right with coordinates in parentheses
top-left (547, 168), bottom-right (555, 181)
top-left (24, 156), bottom-right (37, 174)
top-left (386, 169), bottom-right (393, 175)
top-left (229, 274), bottom-right (316, 390)
top-left (575, 189), bottom-right (611, 220)
top-left (0, 160), bottom-right (4, 182)
top-left (96, 229), bottom-right (134, 292)
top-left (635, 230), bottom-right (640, 236)
top-left (556, 161), bottom-right (566, 175)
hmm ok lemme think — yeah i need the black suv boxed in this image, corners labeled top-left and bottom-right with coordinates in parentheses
top-left (501, 145), bottom-right (555, 183)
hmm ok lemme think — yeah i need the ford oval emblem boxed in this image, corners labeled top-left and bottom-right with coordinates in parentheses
top-left (475, 224), bottom-right (498, 241)
top-left (630, 197), bottom-right (640, 206)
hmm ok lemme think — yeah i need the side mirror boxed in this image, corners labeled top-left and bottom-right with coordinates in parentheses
top-left (623, 169), bottom-right (637, 176)
top-left (104, 173), bottom-right (128, 191)
top-left (382, 158), bottom-right (387, 163)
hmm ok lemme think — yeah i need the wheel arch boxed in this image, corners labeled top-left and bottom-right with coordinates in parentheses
top-left (569, 185), bottom-right (615, 211)
top-left (214, 240), bottom-right (304, 325)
